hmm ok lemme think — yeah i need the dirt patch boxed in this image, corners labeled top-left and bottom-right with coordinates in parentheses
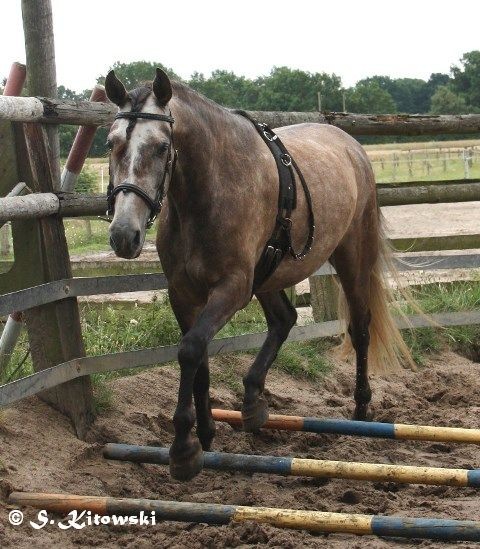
top-left (1, 351), bottom-right (480, 548)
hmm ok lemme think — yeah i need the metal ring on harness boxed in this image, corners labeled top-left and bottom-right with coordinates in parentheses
top-left (263, 130), bottom-right (277, 142)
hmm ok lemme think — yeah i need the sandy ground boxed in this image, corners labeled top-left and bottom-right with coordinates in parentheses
top-left (382, 202), bottom-right (480, 238)
top-left (1, 350), bottom-right (480, 548)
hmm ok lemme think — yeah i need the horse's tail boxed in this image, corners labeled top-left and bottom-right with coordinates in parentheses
top-left (337, 210), bottom-right (419, 375)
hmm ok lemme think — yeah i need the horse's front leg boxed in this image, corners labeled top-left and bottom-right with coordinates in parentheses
top-left (168, 290), bottom-right (216, 451)
top-left (170, 273), bottom-right (251, 481)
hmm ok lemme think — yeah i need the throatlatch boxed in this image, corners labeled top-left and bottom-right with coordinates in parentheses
top-left (235, 111), bottom-right (315, 292)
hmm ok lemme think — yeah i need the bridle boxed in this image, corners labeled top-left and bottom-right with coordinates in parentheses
top-left (106, 110), bottom-right (177, 229)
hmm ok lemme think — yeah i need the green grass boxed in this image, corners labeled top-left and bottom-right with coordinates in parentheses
top-left (368, 147), bottom-right (480, 183)
top-left (276, 339), bottom-right (332, 379)
top-left (3, 279), bottom-right (480, 411)
top-left (64, 219), bottom-right (157, 256)
top-left (400, 278), bottom-right (480, 365)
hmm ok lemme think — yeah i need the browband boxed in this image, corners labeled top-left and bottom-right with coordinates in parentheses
top-left (115, 112), bottom-right (175, 124)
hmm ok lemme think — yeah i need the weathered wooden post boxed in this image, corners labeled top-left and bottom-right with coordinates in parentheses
top-left (61, 85), bottom-right (107, 192)
top-left (21, 0), bottom-right (61, 185)
top-left (0, 63), bottom-right (27, 257)
top-left (309, 268), bottom-right (338, 322)
top-left (0, 64), bottom-right (27, 373)
top-left (17, 0), bottom-right (94, 437)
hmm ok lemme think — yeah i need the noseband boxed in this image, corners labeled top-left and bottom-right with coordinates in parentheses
top-left (106, 111), bottom-right (177, 229)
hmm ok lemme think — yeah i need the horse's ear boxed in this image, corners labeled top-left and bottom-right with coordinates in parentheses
top-left (105, 70), bottom-right (127, 106)
top-left (153, 68), bottom-right (172, 105)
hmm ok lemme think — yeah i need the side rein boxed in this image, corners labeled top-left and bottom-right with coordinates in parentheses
top-left (106, 111), bottom-right (177, 229)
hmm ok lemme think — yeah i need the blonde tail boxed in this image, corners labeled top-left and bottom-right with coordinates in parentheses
top-left (337, 212), bottom-right (419, 375)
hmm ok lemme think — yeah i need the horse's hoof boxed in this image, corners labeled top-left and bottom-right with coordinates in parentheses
top-left (353, 406), bottom-right (373, 421)
top-left (242, 395), bottom-right (269, 432)
top-left (169, 439), bottom-right (204, 481)
top-left (197, 421), bottom-right (216, 451)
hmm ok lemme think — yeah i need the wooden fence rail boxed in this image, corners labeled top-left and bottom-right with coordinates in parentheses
top-left (2, 310), bottom-right (480, 408)
top-left (2, 95), bottom-right (480, 135)
top-left (2, 179), bottom-right (480, 223)
top-left (1, 252), bottom-right (480, 318)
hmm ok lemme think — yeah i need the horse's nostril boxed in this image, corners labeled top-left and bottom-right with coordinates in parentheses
top-left (133, 230), bottom-right (141, 248)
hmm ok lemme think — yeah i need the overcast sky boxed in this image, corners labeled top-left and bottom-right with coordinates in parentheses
top-left (1, 0), bottom-right (479, 92)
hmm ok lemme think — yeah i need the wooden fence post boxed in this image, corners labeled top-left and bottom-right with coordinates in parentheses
top-left (309, 273), bottom-right (338, 322)
top-left (16, 0), bottom-right (94, 438)
top-left (21, 0), bottom-right (61, 186)
top-left (0, 226), bottom-right (9, 257)
top-left (20, 124), bottom-right (94, 438)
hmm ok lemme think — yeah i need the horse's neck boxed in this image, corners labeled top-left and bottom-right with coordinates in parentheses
top-left (168, 88), bottom-right (250, 212)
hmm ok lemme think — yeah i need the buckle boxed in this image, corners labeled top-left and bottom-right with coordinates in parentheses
top-left (276, 215), bottom-right (292, 230)
top-left (146, 214), bottom-right (157, 229)
top-left (281, 153), bottom-right (292, 166)
top-left (263, 130), bottom-right (277, 142)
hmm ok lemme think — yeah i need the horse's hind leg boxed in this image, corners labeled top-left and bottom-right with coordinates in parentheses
top-left (331, 225), bottom-right (377, 421)
top-left (242, 290), bottom-right (297, 431)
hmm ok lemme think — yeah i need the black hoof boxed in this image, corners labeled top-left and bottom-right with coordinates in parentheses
top-left (169, 439), bottom-right (204, 481)
top-left (242, 395), bottom-right (269, 432)
top-left (197, 421), bottom-right (216, 451)
top-left (353, 406), bottom-right (373, 421)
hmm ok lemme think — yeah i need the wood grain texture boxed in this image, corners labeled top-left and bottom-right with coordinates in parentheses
top-left (21, 0), bottom-right (61, 185)
top-left (2, 95), bottom-right (480, 135)
top-left (20, 123), bottom-right (94, 438)
top-left (2, 180), bottom-right (480, 222)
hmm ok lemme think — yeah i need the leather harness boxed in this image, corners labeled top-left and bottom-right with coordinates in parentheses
top-left (235, 111), bottom-right (315, 291)
top-left (107, 109), bottom-right (315, 291)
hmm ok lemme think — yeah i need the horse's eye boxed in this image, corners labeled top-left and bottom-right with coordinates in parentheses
top-left (106, 139), bottom-right (113, 150)
top-left (158, 142), bottom-right (169, 154)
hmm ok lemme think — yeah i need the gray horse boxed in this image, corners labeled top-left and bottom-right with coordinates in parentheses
top-left (105, 68), bottom-right (414, 481)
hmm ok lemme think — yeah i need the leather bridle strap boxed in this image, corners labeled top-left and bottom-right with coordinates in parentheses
top-left (106, 111), bottom-right (176, 229)
top-left (114, 112), bottom-right (175, 123)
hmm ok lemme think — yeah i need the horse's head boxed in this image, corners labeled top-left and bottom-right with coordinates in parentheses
top-left (105, 68), bottom-right (175, 259)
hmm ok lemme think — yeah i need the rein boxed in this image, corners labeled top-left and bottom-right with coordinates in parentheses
top-left (106, 111), bottom-right (177, 229)
top-left (235, 111), bottom-right (316, 290)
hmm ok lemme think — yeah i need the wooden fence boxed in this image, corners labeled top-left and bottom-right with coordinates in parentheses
top-left (1, 99), bottom-right (480, 437)
top-left (1, 0), bottom-right (480, 438)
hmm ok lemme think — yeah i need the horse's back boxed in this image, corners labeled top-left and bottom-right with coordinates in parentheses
top-left (255, 122), bottom-right (377, 292)
top-left (275, 122), bottom-right (376, 211)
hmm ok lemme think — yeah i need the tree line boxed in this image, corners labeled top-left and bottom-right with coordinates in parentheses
top-left (3, 51), bottom-right (480, 156)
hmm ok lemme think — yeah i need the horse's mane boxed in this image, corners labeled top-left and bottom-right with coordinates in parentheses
top-left (128, 79), bottom-right (231, 117)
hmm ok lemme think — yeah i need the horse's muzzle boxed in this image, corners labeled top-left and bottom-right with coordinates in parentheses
top-left (109, 222), bottom-right (143, 259)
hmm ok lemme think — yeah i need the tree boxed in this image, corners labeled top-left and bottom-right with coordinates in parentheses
top-left (97, 61), bottom-right (179, 89)
top-left (58, 85), bottom-right (81, 100)
top-left (430, 85), bottom-right (468, 114)
top-left (357, 76), bottom-right (431, 113)
top-left (346, 81), bottom-right (396, 113)
top-left (189, 70), bottom-right (258, 108)
top-left (255, 66), bottom-right (343, 111)
top-left (451, 51), bottom-right (480, 108)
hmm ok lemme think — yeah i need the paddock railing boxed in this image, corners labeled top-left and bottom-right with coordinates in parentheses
top-left (1, 94), bottom-right (480, 435)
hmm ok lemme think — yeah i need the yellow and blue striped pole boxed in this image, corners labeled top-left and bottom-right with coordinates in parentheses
top-left (212, 409), bottom-right (480, 444)
top-left (9, 492), bottom-right (480, 542)
top-left (103, 444), bottom-right (480, 488)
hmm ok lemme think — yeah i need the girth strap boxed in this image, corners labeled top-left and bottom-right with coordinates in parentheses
top-left (235, 111), bottom-right (315, 293)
